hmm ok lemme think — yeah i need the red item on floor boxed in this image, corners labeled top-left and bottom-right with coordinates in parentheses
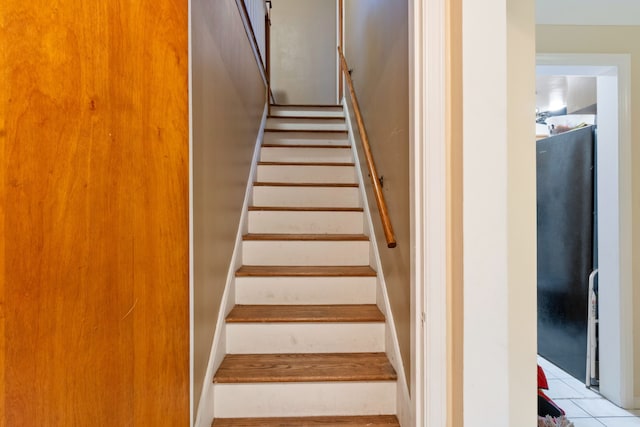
top-left (538, 365), bottom-right (549, 390)
top-left (538, 364), bottom-right (565, 417)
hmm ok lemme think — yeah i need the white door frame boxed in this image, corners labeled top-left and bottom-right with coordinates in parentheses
top-left (409, 0), bottom-right (448, 425)
top-left (537, 53), bottom-right (634, 409)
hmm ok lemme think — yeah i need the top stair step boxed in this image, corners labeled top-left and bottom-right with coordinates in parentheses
top-left (212, 415), bottom-right (400, 426)
top-left (236, 265), bottom-right (377, 277)
top-left (270, 105), bottom-right (344, 118)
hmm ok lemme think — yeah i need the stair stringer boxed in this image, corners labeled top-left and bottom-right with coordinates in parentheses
top-left (194, 103), bottom-right (268, 427)
top-left (343, 100), bottom-right (412, 427)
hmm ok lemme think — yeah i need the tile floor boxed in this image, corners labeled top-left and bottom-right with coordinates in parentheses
top-left (539, 356), bottom-right (640, 426)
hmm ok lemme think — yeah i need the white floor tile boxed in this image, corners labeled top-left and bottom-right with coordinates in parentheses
top-left (544, 369), bottom-right (560, 379)
top-left (570, 419), bottom-right (606, 427)
top-left (538, 357), bottom-right (573, 380)
top-left (548, 379), bottom-right (589, 399)
top-left (574, 399), bottom-right (636, 417)
top-left (553, 399), bottom-right (591, 418)
top-left (597, 418), bottom-right (640, 427)
top-left (561, 378), bottom-right (602, 399)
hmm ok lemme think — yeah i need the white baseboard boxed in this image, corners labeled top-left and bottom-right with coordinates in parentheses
top-left (343, 99), bottom-right (412, 427)
top-left (194, 103), bottom-right (268, 427)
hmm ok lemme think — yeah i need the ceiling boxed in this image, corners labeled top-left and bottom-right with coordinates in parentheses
top-left (537, 0), bottom-right (640, 26)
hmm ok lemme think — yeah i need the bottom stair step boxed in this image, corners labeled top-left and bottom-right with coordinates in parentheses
top-left (212, 415), bottom-right (400, 426)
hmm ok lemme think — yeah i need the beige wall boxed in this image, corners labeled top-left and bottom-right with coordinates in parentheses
top-left (537, 24), bottom-right (640, 403)
top-left (270, 0), bottom-right (337, 105)
top-left (344, 0), bottom-right (411, 383)
top-left (461, 0), bottom-right (537, 424)
top-left (192, 0), bottom-right (266, 411)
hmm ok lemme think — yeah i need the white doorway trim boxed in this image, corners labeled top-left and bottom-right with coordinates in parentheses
top-left (536, 53), bottom-right (633, 408)
top-left (410, 0), bottom-right (449, 425)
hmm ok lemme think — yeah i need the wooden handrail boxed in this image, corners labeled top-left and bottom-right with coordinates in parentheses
top-left (338, 47), bottom-right (397, 248)
top-left (236, 0), bottom-right (276, 104)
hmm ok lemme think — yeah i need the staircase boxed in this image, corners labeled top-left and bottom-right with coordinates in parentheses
top-left (211, 105), bottom-right (400, 426)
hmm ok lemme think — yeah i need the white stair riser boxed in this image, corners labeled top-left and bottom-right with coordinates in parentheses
top-left (253, 186), bottom-right (360, 208)
top-left (270, 107), bottom-right (344, 118)
top-left (257, 165), bottom-right (357, 184)
top-left (226, 323), bottom-right (385, 354)
top-left (247, 211), bottom-right (364, 234)
top-left (263, 132), bottom-right (349, 146)
top-left (266, 118), bottom-right (347, 131)
top-left (235, 276), bottom-right (377, 305)
top-left (260, 147), bottom-right (352, 163)
top-left (242, 241), bottom-right (369, 266)
top-left (213, 382), bottom-right (396, 418)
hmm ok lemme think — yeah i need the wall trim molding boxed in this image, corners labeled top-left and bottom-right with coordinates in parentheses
top-left (410, 0), bottom-right (449, 424)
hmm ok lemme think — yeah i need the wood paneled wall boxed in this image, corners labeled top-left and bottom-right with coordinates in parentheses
top-left (1, 1), bottom-right (189, 425)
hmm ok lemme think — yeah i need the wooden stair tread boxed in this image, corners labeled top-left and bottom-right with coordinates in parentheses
top-left (262, 131), bottom-right (348, 139)
top-left (226, 304), bottom-right (385, 323)
top-left (271, 104), bottom-right (343, 108)
top-left (236, 265), bottom-right (377, 277)
top-left (258, 161), bottom-right (355, 166)
top-left (248, 206), bottom-right (363, 212)
top-left (264, 129), bottom-right (348, 134)
top-left (253, 182), bottom-right (358, 188)
top-left (243, 233), bottom-right (368, 241)
top-left (262, 143), bottom-right (351, 148)
top-left (212, 415), bottom-right (400, 426)
top-left (213, 353), bottom-right (397, 383)
top-left (268, 116), bottom-right (346, 121)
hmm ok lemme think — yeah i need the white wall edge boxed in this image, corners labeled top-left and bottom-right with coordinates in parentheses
top-left (343, 99), bottom-right (411, 426)
top-left (536, 53), bottom-right (634, 408)
top-left (194, 103), bottom-right (268, 427)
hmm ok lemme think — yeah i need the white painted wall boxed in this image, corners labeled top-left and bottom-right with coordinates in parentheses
top-left (270, 0), bottom-right (337, 105)
top-left (462, 0), bottom-right (537, 425)
top-left (567, 76), bottom-right (597, 113)
top-left (596, 73), bottom-right (627, 405)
